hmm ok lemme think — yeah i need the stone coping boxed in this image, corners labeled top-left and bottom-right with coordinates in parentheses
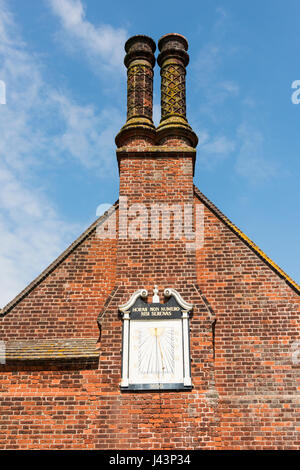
top-left (0, 338), bottom-right (99, 362)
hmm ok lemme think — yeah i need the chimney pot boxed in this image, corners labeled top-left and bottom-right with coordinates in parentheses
top-left (157, 33), bottom-right (189, 67)
top-left (156, 33), bottom-right (198, 148)
top-left (124, 35), bottom-right (156, 68)
top-left (116, 35), bottom-right (156, 148)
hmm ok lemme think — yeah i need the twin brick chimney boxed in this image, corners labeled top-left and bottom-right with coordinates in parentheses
top-left (115, 34), bottom-right (200, 295)
top-left (115, 33), bottom-right (198, 148)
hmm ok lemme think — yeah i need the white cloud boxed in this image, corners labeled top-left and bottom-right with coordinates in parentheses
top-left (202, 135), bottom-right (236, 155)
top-left (190, 7), bottom-right (240, 124)
top-left (153, 102), bottom-right (161, 127)
top-left (0, 166), bottom-right (77, 305)
top-left (192, 42), bottom-right (239, 110)
top-left (193, 42), bottom-right (221, 88)
top-left (0, 0), bottom-right (122, 307)
top-left (51, 92), bottom-right (122, 171)
top-left (221, 81), bottom-right (239, 96)
top-left (0, 0), bottom-right (78, 306)
top-left (196, 123), bottom-right (283, 183)
top-left (189, 9), bottom-right (281, 185)
top-left (198, 133), bottom-right (236, 168)
top-left (235, 124), bottom-right (281, 183)
top-left (242, 97), bottom-right (256, 108)
top-left (48, 0), bottom-right (127, 72)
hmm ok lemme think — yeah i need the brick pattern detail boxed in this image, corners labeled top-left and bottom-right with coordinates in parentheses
top-left (127, 64), bottom-right (153, 120)
top-left (161, 64), bottom-right (186, 118)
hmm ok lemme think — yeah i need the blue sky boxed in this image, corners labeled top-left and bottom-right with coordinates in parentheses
top-left (0, 0), bottom-right (300, 306)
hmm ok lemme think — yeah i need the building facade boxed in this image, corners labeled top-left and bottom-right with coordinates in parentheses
top-left (0, 34), bottom-right (299, 450)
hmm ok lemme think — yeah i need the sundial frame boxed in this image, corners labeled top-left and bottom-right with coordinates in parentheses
top-left (119, 288), bottom-right (193, 391)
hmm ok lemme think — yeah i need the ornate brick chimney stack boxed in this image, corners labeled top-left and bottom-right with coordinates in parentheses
top-left (115, 35), bottom-right (156, 148)
top-left (156, 33), bottom-right (198, 148)
top-left (115, 33), bottom-right (199, 292)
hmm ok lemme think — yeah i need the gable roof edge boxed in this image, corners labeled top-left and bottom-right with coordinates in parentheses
top-left (194, 185), bottom-right (300, 296)
top-left (0, 201), bottom-right (119, 317)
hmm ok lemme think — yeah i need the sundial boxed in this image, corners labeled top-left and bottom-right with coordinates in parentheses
top-left (119, 287), bottom-right (193, 391)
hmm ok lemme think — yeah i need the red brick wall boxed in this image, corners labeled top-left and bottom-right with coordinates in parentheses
top-left (0, 188), bottom-right (299, 449)
top-left (117, 151), bottom-right (196, 289)
top-left (0, 291), bottom-right (217, 449)
top-left (0, 232), bottom-right (117, 341)
top-left (195, 197), bottom-right (300, 449)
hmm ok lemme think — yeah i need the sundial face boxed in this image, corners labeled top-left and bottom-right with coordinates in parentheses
top-left (129, 319), bottom-right (183, 385)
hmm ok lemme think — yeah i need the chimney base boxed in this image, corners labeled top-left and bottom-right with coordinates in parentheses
top-left (115, 119), bottom-right (156, 148)
top-left (156, 116), bottom-right (198, 148)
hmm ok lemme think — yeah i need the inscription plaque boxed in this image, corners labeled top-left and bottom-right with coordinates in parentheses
top-left (130, 296), bottom-right (182, 320)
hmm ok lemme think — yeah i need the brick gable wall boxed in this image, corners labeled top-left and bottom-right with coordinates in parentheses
top-left (195, 196), bottom-right (300, 449)
top-left (0, 232), bottom-right (117, 341)
top-left (0, 194), bottom-right (299, 449)
top-left (0, 32), bottom-right (299, 450)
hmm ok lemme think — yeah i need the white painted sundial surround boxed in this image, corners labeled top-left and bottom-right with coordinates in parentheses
top-left (119, 288), bottom-right (193, 390)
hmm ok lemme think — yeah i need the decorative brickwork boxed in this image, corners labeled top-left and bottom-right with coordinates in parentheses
top-left (127, 64), bottom-right (153, 120)
top-left (160, 63), bottom-right (186, 118)
top-left (156, 34), bottom-right (198, 147)
top-left (115, 35), bottom-right (156, 148)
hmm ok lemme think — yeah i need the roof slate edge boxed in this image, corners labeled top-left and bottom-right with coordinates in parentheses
top-left (0, 338), bottom-right (99, 362)
top-left (194, 185), bottom-right (300, 296)
top-left (0, 201), bottom-right (119, 316)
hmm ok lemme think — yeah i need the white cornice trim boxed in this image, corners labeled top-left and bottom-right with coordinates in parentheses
top-left (164, 288), bottom-right (193, 312)
top-left (118, 289), bottom-right (148, 315)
